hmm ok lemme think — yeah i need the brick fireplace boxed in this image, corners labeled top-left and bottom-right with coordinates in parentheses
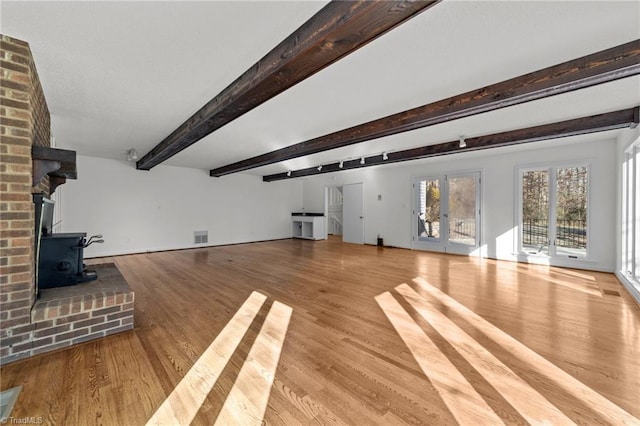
top-left (0, 35), bottom-right (134, 365)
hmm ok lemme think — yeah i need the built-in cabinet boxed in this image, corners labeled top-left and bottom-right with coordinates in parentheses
top-left (292, 214), bottom-right (325, 240)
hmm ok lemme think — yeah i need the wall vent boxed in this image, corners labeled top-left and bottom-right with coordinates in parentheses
top-left (194, 230), bottom-right (208, 244)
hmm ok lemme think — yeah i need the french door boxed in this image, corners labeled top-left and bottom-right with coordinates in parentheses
top-left (412, 172), bottom-right (481, 255)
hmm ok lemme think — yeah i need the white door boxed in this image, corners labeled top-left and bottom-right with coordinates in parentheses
top-left (413, 172), bottom-right (481, 255)
top-left (343, 183), bottom-right (364, 244)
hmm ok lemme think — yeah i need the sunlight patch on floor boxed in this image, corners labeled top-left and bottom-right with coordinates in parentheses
top-left (395, 283), bottom-right (573, 424)
top-left (146, 291), bottom-right (267, 425)
top-left (550, 268), bottom-right (597, 282)
top-left (543, 276), bottom-right (602, 297)
top-left (409, 276), bottom-right (639, 424)
top-left (375, 291), bottom-right (504, 425)
top-left (215, 301), bottom-right (293, 426)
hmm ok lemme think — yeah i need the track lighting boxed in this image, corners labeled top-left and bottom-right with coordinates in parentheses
top-left (459, 136), bottom-right (467, 148)
top-left (339, 160), bottom-right (344, 169)
top-left (287, 170), bottom-right (291, 177)
top-left (317, 165), bottom-right (322, 171)
top-left (382, 152), bottom-right (388, 160)
top-left (360, 156), bottom-right (365, 165)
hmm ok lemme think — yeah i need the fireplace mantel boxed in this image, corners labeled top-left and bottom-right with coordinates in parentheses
top-left (31, 146), bottom-right (77, 194)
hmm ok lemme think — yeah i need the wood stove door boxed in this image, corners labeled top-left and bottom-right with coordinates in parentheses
top-left (38, 233), bottom-right (85, 289)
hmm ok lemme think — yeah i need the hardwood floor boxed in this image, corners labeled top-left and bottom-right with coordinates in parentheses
top-left (1, 237), bottom-right (639, 425)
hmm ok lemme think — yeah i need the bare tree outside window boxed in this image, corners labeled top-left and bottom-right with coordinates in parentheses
top-left (416, 174), bottom-right (479, 250)
top-left (556, 167), bottom-right (588, 256)
top-left (521, 166), bottom-right (588, 257)
top-left (423, 180), bottom-right (440, 238)
top-left (448, 176), bottom-right (476, 245)
top-left (522, 170), bottom-right (549, 254)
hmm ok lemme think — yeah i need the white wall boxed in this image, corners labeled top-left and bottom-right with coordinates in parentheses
top-left (60, 155), bottom-right (303, 257)
top-left (300, 138), bottom-right (617, 272)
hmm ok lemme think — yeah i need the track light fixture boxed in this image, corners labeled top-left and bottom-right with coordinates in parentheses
top-left (287, 170), bottom-right (291, 177)
top-left (382, 152), bottom-right (388, 160)
top-left (459, 136), bottom-right (467, 148)
top-left (360, 156), bottom-right (365, 165)
top-left (126, 149), bottom-right (138, 162)
top-left (339, 160), bottom-right (344, 168)
top-left (317, 165), bottom-right (322, 171)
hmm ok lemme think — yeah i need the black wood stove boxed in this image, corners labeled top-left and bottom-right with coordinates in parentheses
top-left (34, 194), bottom-right (103, 292)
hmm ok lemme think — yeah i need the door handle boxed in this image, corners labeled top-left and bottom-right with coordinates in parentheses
top-left (360, 216), bottom-right (364, 219)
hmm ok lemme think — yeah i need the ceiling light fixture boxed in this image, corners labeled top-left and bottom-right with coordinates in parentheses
top-left (287, 170), bottom-right (292, 177)
top-left (459, 136), bottom-right (467, 148)
top-left (126, 149), bottom-right (138, 162)
top-left (382, 152), bottom-right (388, 160)
top-left (360, 157), bottom-right (365, 165)
top-left (339, 160), bottom-right (344, 169)
top-left (317, 165), bottom-right (322, 171)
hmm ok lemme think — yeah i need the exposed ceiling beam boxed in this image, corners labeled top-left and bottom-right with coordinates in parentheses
top-left (213, 39), bottom-right (640, 177)
top-left (262, 107), bottom-right (639, 182)
top-left (136, 0), bottom-right (440, 170)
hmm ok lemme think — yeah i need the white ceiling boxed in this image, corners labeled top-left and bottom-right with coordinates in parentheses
top-left (2, 1), bottom-right (639, 177)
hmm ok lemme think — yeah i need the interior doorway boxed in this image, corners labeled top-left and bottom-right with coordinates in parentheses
top-left (327, 186), bottom-right (343, 236)
top-left (325, 183), bottom-right (364, 245)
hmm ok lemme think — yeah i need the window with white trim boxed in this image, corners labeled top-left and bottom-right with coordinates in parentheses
top-left (518, 164), bottom-right (589, 259)
top-left (622, 142), bottom-right (640, 284)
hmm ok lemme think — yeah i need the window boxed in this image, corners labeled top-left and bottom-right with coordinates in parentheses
top-left (518, 164), bottom-right (589, 259)
top-left (622, 142), bottom-right (640, 284)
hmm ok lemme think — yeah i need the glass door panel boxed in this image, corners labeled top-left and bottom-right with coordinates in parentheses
top-left (521, 170), bottom-right (549, 255)
top-left (447, 176), bottom-right (477, 246)
top-left (555, 166), bottom-right (588, 258)
top-left (417, 178), bottom-right (441, 242)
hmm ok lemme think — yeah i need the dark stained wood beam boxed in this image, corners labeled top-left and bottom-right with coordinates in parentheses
top-left (136, 0), bottom-right (440, 170)
top-left (262, 107), bottom-right (639, 182)
top-left (213, 39), bottom-right (640, 177)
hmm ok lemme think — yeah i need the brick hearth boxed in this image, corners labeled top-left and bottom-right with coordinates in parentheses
top-left (4, 264), bottom-right (134, 362)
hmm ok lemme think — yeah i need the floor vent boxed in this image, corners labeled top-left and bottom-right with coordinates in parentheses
top-left (602, 289), bottom-right (621, 297)
top-left (194, 231), bottom-right (208, 244)
top-left (0, 386), bottom-right (22, 422)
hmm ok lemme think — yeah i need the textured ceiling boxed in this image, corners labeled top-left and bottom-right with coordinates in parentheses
top-left (2, 1), bottom-right (639, 176)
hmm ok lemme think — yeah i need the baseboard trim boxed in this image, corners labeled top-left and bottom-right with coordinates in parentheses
top-left (615, 271), bottom-right (640, 309)
top-left (85, 238), bottom-right (292, 260)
